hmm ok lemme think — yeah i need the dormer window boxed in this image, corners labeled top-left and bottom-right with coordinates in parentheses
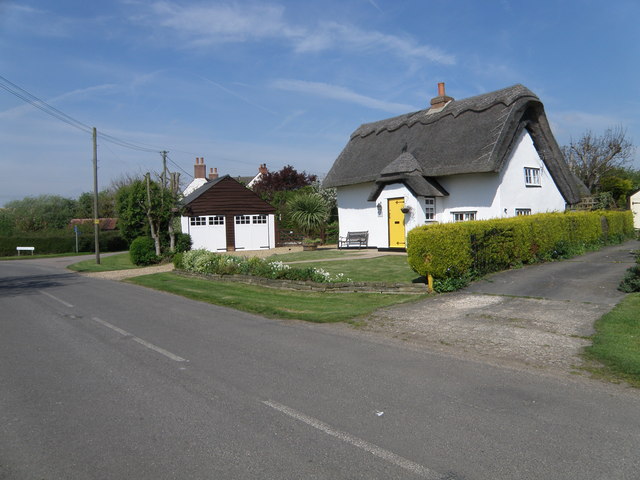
top-left (524, 167), bottom-right (541, 186)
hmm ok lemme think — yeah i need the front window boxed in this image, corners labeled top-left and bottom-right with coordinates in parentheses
top-left (425, 197), bottom-right (435, 221)
top-left (235, 215), bottom-right (251, 225)
top-left (524, 167), bottom-right (541, 186)
top-left (515, 208), bottom-right (531, 216)
top-left (190, 216), bottom-right (207, 226)
top-left (208, 215), bottom-right (224, 225)
top-left (452, 211), bottom-right (476, 222)
top-left (252, 215), bottom-right (267, 224)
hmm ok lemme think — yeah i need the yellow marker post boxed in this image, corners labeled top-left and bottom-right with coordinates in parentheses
top-left (427, 274), bottom-right (433, 293)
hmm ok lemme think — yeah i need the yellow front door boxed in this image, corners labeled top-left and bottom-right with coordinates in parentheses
top-left (388, 198), bottom-right (406, 248)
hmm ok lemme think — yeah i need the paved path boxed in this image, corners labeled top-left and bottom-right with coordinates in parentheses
top-left (363, 240), bottom-right (639, 375)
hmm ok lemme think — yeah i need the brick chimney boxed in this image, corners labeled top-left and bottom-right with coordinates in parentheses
top-left (194, 157), bottom-right (206, 179)
top-left (429, 82), bottom-right (454, 111)
top-left (258, 163), bottom-right (268, 175)
top-left (209, 167), bottom-right (218, 180)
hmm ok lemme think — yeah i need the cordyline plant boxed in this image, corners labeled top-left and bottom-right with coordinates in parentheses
top-left (287, 193), bottom-right (330, 239)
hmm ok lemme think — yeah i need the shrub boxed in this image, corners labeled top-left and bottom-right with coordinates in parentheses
top-left (173, 252), bottom-right (184, 270)
top-left (407, 211), bottom-right (635, 281)
top-left (175, 233), bottom-right (192, 253)
top-left (619, 265), bottom-right (640, 293)
top-left (129, 236), bottom-right (159, 266)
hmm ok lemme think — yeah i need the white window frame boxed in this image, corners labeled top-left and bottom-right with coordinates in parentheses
top-left (452, 211), bottom-right (476, 222)
top-left (190, 216), bottom-right (207, 226)
top-left (524, 167), bottom-right (541, 186)
top-left (252, 214), bottom-right (267, 224)
top-left (235, 215), bottom-right (251, 225)
top-left (208, 215), bottom-right (224, 225)
top-left (515, 208), bottom-right (531, 216)
top-left (425, 197), bottom-right (436, 221)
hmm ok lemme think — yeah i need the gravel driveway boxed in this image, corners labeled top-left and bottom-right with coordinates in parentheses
top-left (361, 241), bottom-right (638, 376)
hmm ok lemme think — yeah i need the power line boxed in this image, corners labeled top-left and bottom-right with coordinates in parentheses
top-left (0, 74), bottom-right (167, 154)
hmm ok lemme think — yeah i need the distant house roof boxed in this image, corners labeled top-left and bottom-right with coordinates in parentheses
top-left (324, 84), bottom-right (587, 204)
top-left (69, 218), bottom-right (118, 230)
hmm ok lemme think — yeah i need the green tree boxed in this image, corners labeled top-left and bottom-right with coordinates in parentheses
top-left (4, 195), bottom-right (77, 232)
top-left (115, 180), bottom-right (152, 243)
top-left (75, 190), bottom-right (117, 219)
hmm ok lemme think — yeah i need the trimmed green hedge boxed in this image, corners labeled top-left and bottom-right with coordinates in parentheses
top-left (407, 210), bottom-right (634, 280)
top-left (0, 231), bottom-right (128, 256)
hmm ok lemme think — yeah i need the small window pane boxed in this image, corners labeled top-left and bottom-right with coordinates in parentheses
top-left (235, 215), bottom-right (250, 225)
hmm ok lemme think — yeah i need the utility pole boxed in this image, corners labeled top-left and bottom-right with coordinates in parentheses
top-left (93, 127), bottom-right (100, 264)
top-left (161, 150), bottom-right (168, 191)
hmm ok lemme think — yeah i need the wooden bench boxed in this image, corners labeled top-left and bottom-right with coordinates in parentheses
top-left (338, 231), bottom-right (369, 249)
top-left (16, 246), bottom-right (35, 256)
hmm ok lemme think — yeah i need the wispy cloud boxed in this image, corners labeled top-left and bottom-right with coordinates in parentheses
top-left (1, 4), bottom-right (78, 37)
top-left (272, 79), bottom-right (420, 113)
top-left (295, 22), bottom-right (455, 65)
top-left (137, 1), bottom-right (454, 65)
top-left (143, 1), bottom-right (302, 45)
top-left (198, 76), bottom-right (277, 115)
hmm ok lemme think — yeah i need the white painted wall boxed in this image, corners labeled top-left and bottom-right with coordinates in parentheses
top-left (497, 131), bottom-right (566, 215)
top-left (336, 132), bottom-right (568, 248)
top-left (630, 190), bottom-right (640, 229)
top-left (180, 214), bottom-right (276, 252)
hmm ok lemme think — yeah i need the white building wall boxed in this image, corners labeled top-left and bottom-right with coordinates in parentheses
top-left (497, 131), bottom-right (566, 215)
top-left (630, 190), bottom-right (640, 229)
top-left (336, 131), bottom-right (568, 248)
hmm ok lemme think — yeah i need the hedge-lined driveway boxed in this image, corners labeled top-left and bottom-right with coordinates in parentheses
top-left (363, 240), bottom-right (639, 375)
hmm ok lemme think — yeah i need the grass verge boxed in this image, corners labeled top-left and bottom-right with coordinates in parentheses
top-left (67, 252), bottom-right (137, 272)
top-left (289, 255), bottom-right (419, 283)
top-left (0, 252), bottom-right (93, 261)
top-left (583, 293), bottom-right (640, 387)
top-left (127, 272), bottom-right (422, 323)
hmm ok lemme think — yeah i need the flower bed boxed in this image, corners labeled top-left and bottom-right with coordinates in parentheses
top-left (175, 249), bottom-right (351, 283)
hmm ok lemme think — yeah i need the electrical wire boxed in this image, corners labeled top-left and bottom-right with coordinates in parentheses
top-left (0, 74), bottom-right (169, 155)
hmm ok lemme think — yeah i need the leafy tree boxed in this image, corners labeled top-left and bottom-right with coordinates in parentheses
top-left (115, 180), bottom-right (152, 243)
top-left (251, 165), bottom-right (317, 199)
top-left (4, 195), bottom-right (77, 232)
top-left (114, 173), bottom-right (181, 254)
top-left (75, 190), bottom-right (117, 219)
top-left (562, 127), bottom-right (635, 193)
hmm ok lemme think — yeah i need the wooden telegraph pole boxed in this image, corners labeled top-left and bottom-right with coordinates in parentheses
top-left (93, 127), bottom-right (100, 264)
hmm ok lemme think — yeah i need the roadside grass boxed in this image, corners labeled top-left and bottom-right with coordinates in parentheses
top-left (290, 255), bottom-right (419, 283)
top-left (266, 248), bottom-right (366, 262)
top-left (127, 272), bottom-right (422, 323)
top-left (67, 252), bottom-right (136, 272)
top-left (0, 252), bottom-right (93, 261)
top-left (583, 293), bottom-right (640, 387)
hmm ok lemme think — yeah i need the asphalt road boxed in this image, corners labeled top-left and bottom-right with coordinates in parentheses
top-left (1, 256), bottom-right (640, 479)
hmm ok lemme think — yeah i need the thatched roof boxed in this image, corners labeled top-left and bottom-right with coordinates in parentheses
top-left (324, 84), bottom-right (586, 204)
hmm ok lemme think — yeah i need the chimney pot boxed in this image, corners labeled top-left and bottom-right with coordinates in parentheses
top-left (209, 167), bottom-right (219, 180)
top-left (429, 82), bottom-right (454, 111)
top-left (194, 157), bottom-right (206, 179)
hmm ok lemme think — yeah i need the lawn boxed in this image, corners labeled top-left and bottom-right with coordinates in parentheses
top-left (584, 293), bottom-right (640, 387)
top-left (289, 255), bottom-right (419, 283)
top-left (266, 248), bottom-right (367, 262)
top-left (128, 272), bottom-right (422, 323)
top-left (67, 252), bottom-right (137, 272)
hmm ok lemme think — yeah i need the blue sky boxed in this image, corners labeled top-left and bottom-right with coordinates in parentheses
top-left (1, 0), bottom-right (639, 206)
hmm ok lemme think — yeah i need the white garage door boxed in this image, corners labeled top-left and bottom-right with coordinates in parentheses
top-left (234, 214), bottom-right (271, 251)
